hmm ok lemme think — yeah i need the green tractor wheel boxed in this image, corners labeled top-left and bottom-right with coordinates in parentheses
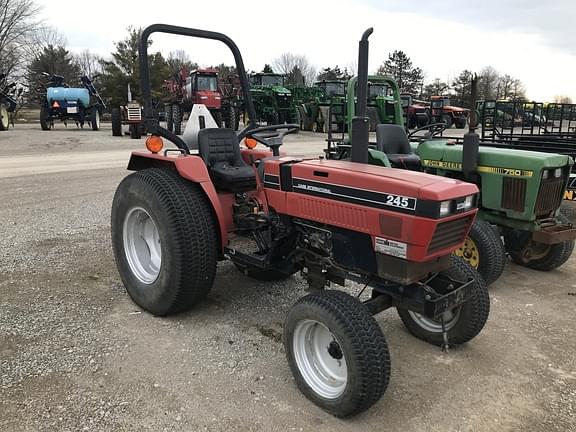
top-left (453, 220), bottom-right (506, 285)
top-left (503, 214), bottom-right (574, 271)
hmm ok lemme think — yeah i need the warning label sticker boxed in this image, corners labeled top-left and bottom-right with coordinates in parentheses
top-left (375, 237), bottom-right (407, 259)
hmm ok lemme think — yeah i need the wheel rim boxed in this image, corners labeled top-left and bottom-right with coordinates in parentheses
top-left (407, 308), bottom-right (461, 333)
top-left (292, 319), bottom-right (347, 399)
top-left (123, 207), bottom-right (162, 284)
top-left (454, 237), bottom-right (480, 268)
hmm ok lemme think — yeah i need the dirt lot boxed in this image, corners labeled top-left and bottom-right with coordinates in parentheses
top-left (1, 123), bottom-right (575, 432)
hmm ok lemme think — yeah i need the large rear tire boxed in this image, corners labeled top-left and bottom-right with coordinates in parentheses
top-left (284, 290), bottom-right (390, 417)
top-left (111, 108), bottom-right (122, 136)
top-left (165, 104), bottom-right (173, 132)
top-left (111, 168), bottom-right (218, 316)
top-left (173, 104), bottom-right (182, 135)
top-left (397, 255), bottom-right (490, 346)
top-left (454, 220), bottom-right (506, 285)
top-left (0, 104), bottom-right (8, 130)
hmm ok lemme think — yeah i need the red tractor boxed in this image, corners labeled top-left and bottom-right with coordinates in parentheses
top-left (111, 25), bottom-right (489, 417)
top-left (400, 93), bottom-right (429, 129)
top-left (429, 95), bottom-right (469, 128)
top-left (164, 68), bottom-right (223, 135)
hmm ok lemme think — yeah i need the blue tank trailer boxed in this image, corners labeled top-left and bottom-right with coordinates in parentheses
top-left (39, 73), bottom-right (105, 131)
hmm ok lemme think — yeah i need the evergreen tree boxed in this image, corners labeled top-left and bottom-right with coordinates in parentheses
top-left (376, 51), bottom-right (423, 94)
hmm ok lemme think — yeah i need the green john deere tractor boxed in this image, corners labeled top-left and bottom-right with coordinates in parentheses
top-left (327, 75), bottom-right (576, 285)
top-left (247, 73), bottom-right (296, 124)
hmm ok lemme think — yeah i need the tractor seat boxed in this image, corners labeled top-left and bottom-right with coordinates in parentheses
top-left (198, 128), bottom-right (257, 192)
top-left (375, 124), bottom-right (421, 171)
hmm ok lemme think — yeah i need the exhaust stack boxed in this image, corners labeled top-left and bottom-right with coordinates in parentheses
top-left (350, 28), bottom-right (373, 164)
top-left (462, 74), bottom-right (479, 180)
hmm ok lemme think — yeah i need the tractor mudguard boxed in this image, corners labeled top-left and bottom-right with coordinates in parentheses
top-left (127, 152), bottom-right (229, 250)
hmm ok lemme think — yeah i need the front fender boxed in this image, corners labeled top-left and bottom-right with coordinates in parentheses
top-left (127, 152), bottom-right (228, 251)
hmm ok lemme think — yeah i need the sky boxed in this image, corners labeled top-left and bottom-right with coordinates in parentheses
top-left (36, 0), bottom-right (576, 101)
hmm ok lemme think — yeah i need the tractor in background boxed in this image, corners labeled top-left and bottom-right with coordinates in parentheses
top-left (247, 73), bottom-right (296, 124)
top-left (400, 93), bottom-right (429, 129)
top-left (327, 74), bottom-right (576, 284)
top-left (0, 73), bottom-right (21, 131)
top-left (164, 68), bottom-right (223, 135)
top-left (111, 24), bottom-right (490, 418)
top-left (111, 84), bottom-right (145, 139)
top-left (39, 73), bottom-right (105, 131)
top-left (429, 95), bottom-right (469, 128)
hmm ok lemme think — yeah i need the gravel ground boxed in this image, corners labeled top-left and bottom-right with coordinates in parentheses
top-left (0, 124), bottom-right (575, 431)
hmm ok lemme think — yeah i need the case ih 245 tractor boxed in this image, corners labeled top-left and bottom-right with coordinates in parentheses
top-left (111, 25), bottom-right (490, 417)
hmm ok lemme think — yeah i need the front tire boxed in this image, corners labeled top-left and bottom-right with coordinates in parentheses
top-left (90, 109), bottom-right (100, 131)
top-left (165, 104), bottom-right (173, 132)
top-left (397, 255), bottom-right (490, 346)
top-left (173, 104), bottom-right (182, 135)
top-left (284, 290), bottom-right (390, 417)
top-left (129, 124), bottom-right (141, 139)
top-left (40, 105), bottom-right (51, 130)
top-left (111, 168), bottom-right (218, 316)
top-left (454, 220), bottom-right (506, 285)
top-left (442, 114), bottom-right (453, 128)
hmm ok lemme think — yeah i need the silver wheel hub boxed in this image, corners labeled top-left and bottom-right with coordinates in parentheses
top-left (123, 207), bottom-right (161, 284)
top-left (293, 320), bottom-right (347, 399)
top-left (408, 308), bottom-right (461, 333)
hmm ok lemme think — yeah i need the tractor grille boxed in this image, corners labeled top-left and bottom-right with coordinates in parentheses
top-left (501, 177), bottom-right (527, 212)
top-left (535, 171), bottom-right (567, 216)
top-left (127, 107), bottom-right (141, 121)
top-left (428, 215), bottom-right (472, 255)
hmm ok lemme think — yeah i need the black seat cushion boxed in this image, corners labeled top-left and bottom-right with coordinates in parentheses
top-left (376, 124), bottom-right (421, 170)
top-left (197, 128), bottom-right (256, 192)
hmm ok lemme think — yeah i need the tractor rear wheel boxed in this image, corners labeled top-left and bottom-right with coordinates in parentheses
top-left (397, 255), bottom-right (490, 346)
top-left (165, 104), bottom-right (173, 132)
top-left (504, 214), bottom-right (574, 271)
top-left (111, 108), bottom-right (122, 136)
top-left (90, 109), bottom-right (100, 131)
top-left (0, 104), bottom-right (8, 130)
top-left (454, 220), bottom-right (506, 285)
top-left (111, 168), bottom-right (218, 316)
top-left (173, 104), bottom-right (182, 135)
top-left (442, 114), bottom-right (453, 128)
top-left (40, 105), bottom-right (51, 131)
top-left (284, 290), bottom-right (390, 417)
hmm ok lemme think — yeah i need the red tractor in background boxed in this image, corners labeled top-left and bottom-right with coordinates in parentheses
top-left (400, 93), bottom-right (429, 129)
top-left (429, 95), bottom-right (469, 128)
top-left (164, 68), bottom-right (222, 135)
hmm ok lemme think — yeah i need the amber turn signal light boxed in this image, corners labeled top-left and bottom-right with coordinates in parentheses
top-left (146, 135), bottom-right (164, 154)
top-left (245, 137), bottom-right (257, 149)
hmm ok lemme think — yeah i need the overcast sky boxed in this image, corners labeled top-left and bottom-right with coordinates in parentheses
top-left (36, 0), bottom-right (576, 101)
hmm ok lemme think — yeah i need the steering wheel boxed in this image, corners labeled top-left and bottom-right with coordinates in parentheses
top-left (239, 123), bottom-right (299, 156)
top-left (408, 122), bottom-right (447, 140)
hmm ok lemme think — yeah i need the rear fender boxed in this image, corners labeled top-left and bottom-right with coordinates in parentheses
top-left (127, 152), bottom-right (228, 251)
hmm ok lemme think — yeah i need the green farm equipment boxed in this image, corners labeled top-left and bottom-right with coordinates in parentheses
top-left (327, 75), bottom-right (576, 284)
top-left (247, 73), bottom-right (296, 124)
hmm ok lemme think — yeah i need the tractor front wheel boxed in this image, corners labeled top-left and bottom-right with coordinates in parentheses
top-left (284, 290), bottom-right (390, 417)
top-left (129, 124), bottom-right (141, 139)
top-left (165, 104), bottom-right (173, 132)
top-left (111, 168), bottom-right (218, 316)
top-left (504, 215), bottom-right (574, 271)
top-left (442, 114), bottom-right (453, 128)
top-left (454, 220), bottom-right (506, 285)
top-left (397, 255), bottom-right (490, 346)
top-left (173, 104), bottom-right (182, 135)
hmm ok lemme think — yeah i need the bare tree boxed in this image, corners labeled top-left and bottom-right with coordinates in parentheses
top-left (554, 95), bottom-right (573, 104)
top-left (0, 0), bottom-right (43, 77)
top-left (272, 53), bottom-right (316, 85)
top-left (75, 49), bottom-right (103, 77)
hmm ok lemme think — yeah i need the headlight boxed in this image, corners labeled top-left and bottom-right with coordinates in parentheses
top-left (200, 96), bottom-right (208, 100)
top-left (555, 168), bottom-right (562, 178)
top-left (464, 195), bottom-right (475, 210)
top-left (542, 170), bottom-right (549, 179)
top-left (439, 200), bottom-right (452, 217)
